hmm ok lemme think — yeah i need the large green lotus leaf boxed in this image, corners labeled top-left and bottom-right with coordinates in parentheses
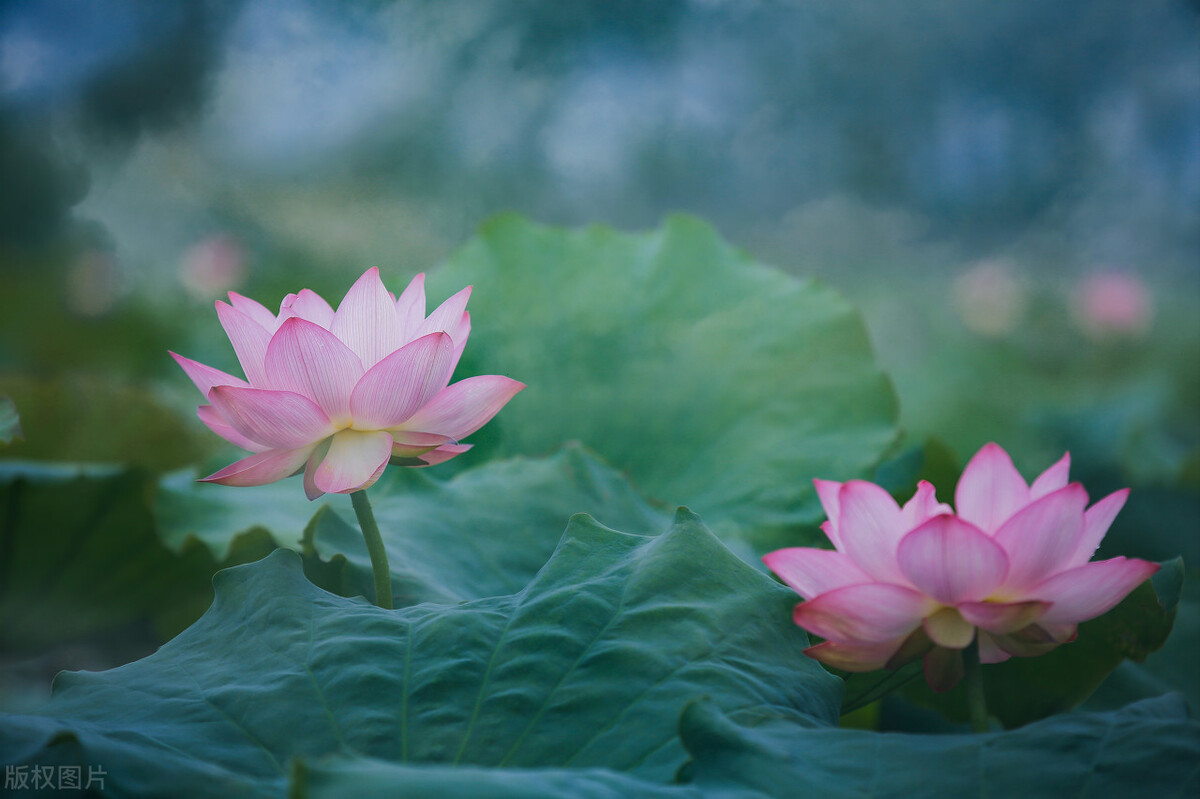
top-left (292, 694), bottom-right (1200, 798)
top-left (157, 446), bottom-right (670, 605)
top-left (155, 466), bottom-right (316, 561)
top-left (426, 214), bottom-right (899, 549)
top-left (1084, 573), bottom-right (1200, 715)
top-left (306, 445), bottom-right (670, 605)
top-left (1, 510), bottom-right (840, 797)
top-left (0, 462), bottom-right (270, 655)
top-left (290, 756), bottom-right (689, 799)
top-left (678, 696), bottom-right (1200, 798)
top-left (289, 695), bottom-right (1200, 798)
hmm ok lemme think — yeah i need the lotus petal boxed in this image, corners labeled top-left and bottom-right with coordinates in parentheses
top-left (216, 301), bottom-right (272, 386)
top-left (793, 583), bottom-right (935, 644)
top-left (993, 484), bottom-right (1088, 593)
top-left (390, 431), bottom-right (456, 457)
top-left (812, 479), bottom-right (843, 548)
top-left (957, 599), bottom-right (1049, 634)
top-left (312, 429), bottom-right (394, 494)
top-left (398, 375), bottom-right (525, 440)
top-left (1065, 489), bottom-right (1129, 568)
top-left (280, 289), bottom-right (335, 329)
top-left (803, 638), bottom-right (908, 672)
top-left (922, 607), bottom-right (975, 649)
top-left (350, 332), bottom-right (455, 429)
top-left (394, 272), bottom-right (427, 343)
top-left (837, 480), bottom-right (909, 584)
top-left (209, 386), bottom-right (335, 450)
top-left (955, 442), bottom-right (1030, 533)
top-left (418, 285), bottom-right (472, 343)
top-left (1033, 557), bottom-right (1159, 625)
top-left (196, 404), bottom-right (267, 452)
top-left (302, 439), bottom-right (332, 501)
top-left (415, 443), bottom-right (472, 466)
top-left (264, 318), bottom-right (364, 425)
top-left (763, 548), bottom-right (873, 601)
top-left (332, 267), bottom-right (404, 368)
top-left (447, 311), bottom-right (471, 373)
top-left (976, 631), bottom-right (1012, 664)
top-left (170, 351), bottom-right (248, 396)
top-left (897, 514), bottom-right (1009, 604)
top-left (899, 480), bottom-right (952, 532)
top-left (990, 624), bottom-right (1067, 658)
top-left (227, 291), bottom-right (279, 332)
top-left (1030, 452), bottom-right (1071, 499)
top-left (199, 446), bottom-right (314, 487)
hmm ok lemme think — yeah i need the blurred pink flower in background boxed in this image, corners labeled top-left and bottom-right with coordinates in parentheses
top-left (179, 235), bottom-right (247, 299)
top-left (765, 443), bottom-right (1159, 691)
top-left (1071, 271), bottom-right (1154, 339)
top-left (171, 268), bottom-right (524, 499)
top-left (950, 259), bottom-right (1028, 337)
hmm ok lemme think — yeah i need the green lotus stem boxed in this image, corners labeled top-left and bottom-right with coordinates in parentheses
top-left (351, 490), bottom-right (392, 610)
top-left (963, 636), bottom-right (989, 733)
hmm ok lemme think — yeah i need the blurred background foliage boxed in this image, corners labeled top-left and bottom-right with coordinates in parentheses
top-left (0, 0), bottom-right (1197, 726)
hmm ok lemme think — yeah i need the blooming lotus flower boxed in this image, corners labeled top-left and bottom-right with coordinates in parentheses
top-left (171, 268), bottom-right (524, 500)
top-left (764, 443), bottom-right (1159, 691)
top-left (1071, 271), bottom-right (1154, 338)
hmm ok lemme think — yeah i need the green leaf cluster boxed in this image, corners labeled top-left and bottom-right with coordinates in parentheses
top-left (5, 517), bottom-right (1196, 798)
top-left (2, 216), bottom-right (1195, 796)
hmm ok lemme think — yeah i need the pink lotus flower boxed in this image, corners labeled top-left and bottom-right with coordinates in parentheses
top-left (171, 268), bottom-right (524, 500)
top-left (1071, 271), bottom-right (1154, 338)
top-left (764, 443), bottom-right (1159, 691)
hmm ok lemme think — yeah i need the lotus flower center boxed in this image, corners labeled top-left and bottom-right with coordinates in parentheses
top-left (924, 607), bottom-right (976, 649)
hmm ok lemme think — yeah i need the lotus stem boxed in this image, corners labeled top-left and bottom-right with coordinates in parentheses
top-left (963, 636), bottom-right (989, 733)
top-left (351, 489), bottom-right (392, 610)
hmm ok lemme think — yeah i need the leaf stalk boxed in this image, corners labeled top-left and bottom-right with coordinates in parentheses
top-left (963, 636), bottom-right (989, 733)
top-left (351, 489), bottom-right (392, 610)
